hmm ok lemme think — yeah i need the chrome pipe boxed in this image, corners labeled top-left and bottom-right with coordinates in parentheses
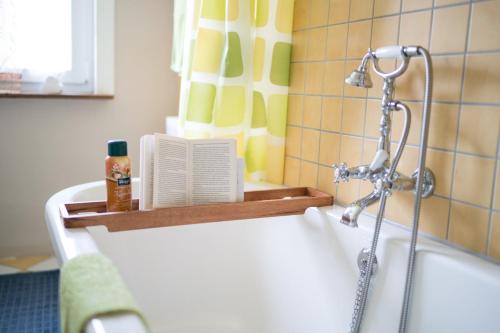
top-left (391, 174), bottom-right (416, 192)
top-left (389, 101), bottom-right (411, 176)
top-left (398, 46), bottom-right (433, 333)
top-left (378, 79), bottom-right (395, 157)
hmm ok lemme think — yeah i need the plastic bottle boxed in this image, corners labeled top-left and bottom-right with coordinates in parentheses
top-left (105, 140), bottom-right (132, 212)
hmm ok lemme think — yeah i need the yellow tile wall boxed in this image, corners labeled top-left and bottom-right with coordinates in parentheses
top-left (286, 0), bottom-right (500, 260)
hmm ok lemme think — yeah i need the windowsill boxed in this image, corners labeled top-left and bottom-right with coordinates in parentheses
top-left (0, 92), bottom-right (114, 99)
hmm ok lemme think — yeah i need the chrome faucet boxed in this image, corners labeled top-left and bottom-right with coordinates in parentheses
top-left (333, 47), bottom-right (435, 228)
top-left (336, 46), bottom-right (437, 333)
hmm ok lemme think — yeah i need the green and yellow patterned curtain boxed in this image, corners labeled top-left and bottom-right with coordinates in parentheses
top-left (177, 0), bottom-right (294, 184)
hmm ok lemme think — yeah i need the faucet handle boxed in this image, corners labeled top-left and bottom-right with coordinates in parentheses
top-left (332, 163), bottom-right (349, 183)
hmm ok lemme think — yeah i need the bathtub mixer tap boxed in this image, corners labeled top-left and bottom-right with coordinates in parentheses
top-left (333, 46), bottom-right (436, 333)
top-left (332, 47), bottom-right (435, 229)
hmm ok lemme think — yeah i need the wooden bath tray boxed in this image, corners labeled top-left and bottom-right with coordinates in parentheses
top-left (60, 187), bottom-right (333, 232)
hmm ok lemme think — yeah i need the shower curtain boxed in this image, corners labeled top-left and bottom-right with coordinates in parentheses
top-left (176, 0), bottom-right (294, 184)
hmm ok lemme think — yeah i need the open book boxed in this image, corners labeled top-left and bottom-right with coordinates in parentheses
top-left (140, 134), bottom-right (243, 210)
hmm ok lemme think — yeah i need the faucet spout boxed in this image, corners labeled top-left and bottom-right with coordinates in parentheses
top-left (341, 191), bottom-right (381, 228)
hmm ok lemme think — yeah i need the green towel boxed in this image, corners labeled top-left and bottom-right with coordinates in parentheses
top-left (60, 253), bottom-right (148, 333)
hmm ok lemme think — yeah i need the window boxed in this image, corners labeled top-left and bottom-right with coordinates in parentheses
top-left (0, 0), bottom-right (114, 95)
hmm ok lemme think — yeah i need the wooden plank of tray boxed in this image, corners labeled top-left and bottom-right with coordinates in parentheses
top-left (60, 187), bottom-right (333, 232)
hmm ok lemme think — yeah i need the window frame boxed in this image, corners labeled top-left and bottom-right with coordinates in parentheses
top-left (0, 0), bottom-right (114, 97)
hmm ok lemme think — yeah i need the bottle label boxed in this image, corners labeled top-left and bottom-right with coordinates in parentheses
top-left (117, 177), bottom-right (131, 186)
top-left (106, 157), bottom-right (132, 212)
top-left (107, 160), bottom-right (131, 184)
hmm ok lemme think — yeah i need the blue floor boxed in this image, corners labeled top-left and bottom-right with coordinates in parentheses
top-left (0, 270), bottom-right (59, 333)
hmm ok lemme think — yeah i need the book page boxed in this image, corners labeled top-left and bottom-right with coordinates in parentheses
top-left (153, 134), bottom-right (189, 208)
top-left (139, 135), bottom-right (155, 210)
top-left (190, 139), bottom-right (237, 205)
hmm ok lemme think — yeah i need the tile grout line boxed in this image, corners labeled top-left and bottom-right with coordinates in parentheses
top-left (315, 0), bottom-right (333, 190)
top-left (486, 133), bottom-right (500, 255)
top-left (286, 5), bottom-right (298, 186)
top-left (296, 23), bottom-right (306, 185)
top-left (297, 11), bottom-right (308, 186)
top-left (364, 0), bottom-right (377, 154)
top-left (291, 48), bottom-right (500, 63)
top-left (288, 92), bottom-right (500, 108)
top-left (334, 0), bottom-right (352, 199)
top-left (445, 0), bottom-right (473, 242)
top-left (293, 53), bottom-right (500, 68)
top-left (428, 0), bottom-right (436, 51)
top-left (434, 194), bottom-right (498, 212)
top-left (296, 91), bottom-right (305, 187)
top-left (293, 0), bottom-right (312, 187)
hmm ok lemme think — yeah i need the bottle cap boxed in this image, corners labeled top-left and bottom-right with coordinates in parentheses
top-left (107, 140), bottom-right (128, 156)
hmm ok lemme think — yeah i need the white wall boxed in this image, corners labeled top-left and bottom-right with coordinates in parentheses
top-left (0, 0), bottom-right (179, 256)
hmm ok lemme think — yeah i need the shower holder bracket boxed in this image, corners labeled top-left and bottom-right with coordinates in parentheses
top-left (411, 168), bottom-right (435, 199)
top-left (358, 248), bottom-right (378, 275)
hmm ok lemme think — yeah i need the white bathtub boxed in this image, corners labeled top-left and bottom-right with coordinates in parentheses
top-left (45, 180), bottom-right (500, 333)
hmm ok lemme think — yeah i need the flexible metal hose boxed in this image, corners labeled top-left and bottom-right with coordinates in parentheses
top-left (349, 95), bottom-right (412, 333)
top-left (398, 47), bottom-right (433, 333)
top-left (349, 193), bottom-right (388, 333)
top-left (350, 257), bottom-right (368, 332)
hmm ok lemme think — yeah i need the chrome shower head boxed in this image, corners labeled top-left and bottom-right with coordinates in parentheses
top-left (345, 50), bottom-right (373, 88)
top-left (345, 68), bottom-right (373, 88)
